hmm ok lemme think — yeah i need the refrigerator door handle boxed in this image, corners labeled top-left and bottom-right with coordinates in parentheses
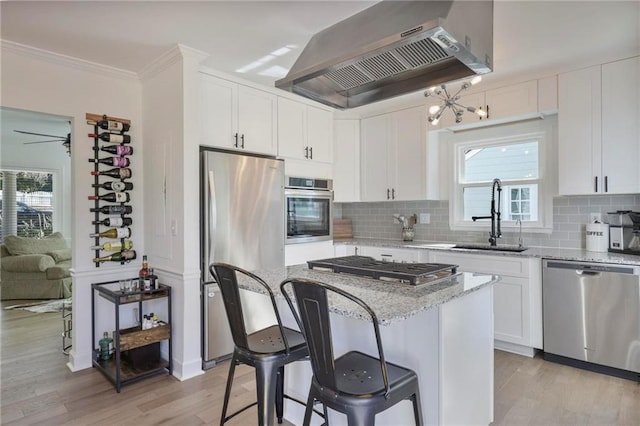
top-left (207, 170), bottom-right (218, 279)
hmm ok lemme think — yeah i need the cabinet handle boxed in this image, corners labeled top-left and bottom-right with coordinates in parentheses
top-left (304, 146), bottom-right (309, 159)
top-left (594, 176), bottom-right (598, 193)
top-left (486, 104), bottom-right (490, 119)
top-left (309, 146), bottom-right (313, 159)
top-left (234, 133), bottom-right (239, 148)
top-left (240, 134), bottom-right (245, 149)
top-left (604, 176), bottom-right (608, 193)
top-left (387, 188), bottom-right (390, 200)
top-left (392, 188), bottom-right (395, 200)
top-left (355, 247), bottom-right (359, 255)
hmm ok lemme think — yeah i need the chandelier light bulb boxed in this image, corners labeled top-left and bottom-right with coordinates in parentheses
top-left (428, 105), bottom-right (441, 114)
top-left (431, 117), bottom-right (440, 126)
top-left (470, 75), bottom-right (482, 85)
top-left (476, 109), bottom-right (487, 117)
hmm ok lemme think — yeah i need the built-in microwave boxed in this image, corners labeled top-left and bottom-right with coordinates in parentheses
top-left (285, 177), bottom-right (333, 244)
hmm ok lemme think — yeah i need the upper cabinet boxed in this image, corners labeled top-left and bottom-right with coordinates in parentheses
top-left (199, 73), bottom-right (277, 155)
top-left (333, 119), bottom-right (360, 203)
top-left (558, 56), bottom-right (639, 195)
top-left (277, 97), bottom-right (333, 163)
top-left (360, 106), bottom-right (427, 201)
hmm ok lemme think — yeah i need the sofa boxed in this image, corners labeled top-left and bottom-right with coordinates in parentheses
top-left (1, 232), bottom-right (72, 300)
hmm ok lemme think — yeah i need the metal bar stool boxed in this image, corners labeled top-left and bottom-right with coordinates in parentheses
top-left (281, 278), bottom-right (424, 426)
top-left (210, 263), bottom-right (310, 426)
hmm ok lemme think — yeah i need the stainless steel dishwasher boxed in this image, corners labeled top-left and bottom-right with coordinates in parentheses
top-left (543, 259), bottom-right (640, 378)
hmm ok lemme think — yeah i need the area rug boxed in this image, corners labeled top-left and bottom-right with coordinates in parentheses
top-left (3, 298), bottom-right (71, 313)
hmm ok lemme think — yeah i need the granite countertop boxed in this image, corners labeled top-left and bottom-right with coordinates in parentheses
top-left (335, 238), bottom-right (640, 266)
top-left (236, 264), bottom-right (499, 326)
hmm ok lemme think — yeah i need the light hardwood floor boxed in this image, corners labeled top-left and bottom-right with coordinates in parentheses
top-left (2, 301), bottom-right (639, 425)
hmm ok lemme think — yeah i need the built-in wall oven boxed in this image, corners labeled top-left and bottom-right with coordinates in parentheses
top-left (285, 176), bottom-right (333, 244)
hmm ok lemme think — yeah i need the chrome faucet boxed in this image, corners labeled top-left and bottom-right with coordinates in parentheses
top-left (516, 218), bottom-right (523, 248)
top-left (471, 178), bottom-right (503, 246)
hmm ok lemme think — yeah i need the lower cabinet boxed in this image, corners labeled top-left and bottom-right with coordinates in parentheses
top-left (334, 244), bottom-right (419, 263)
top-left (285, 241), bottom-right (334, 266)
top-left (429, 251), bottom-right (542, 356)
top-left (357, 246), bottom-right (419, 263)
top-left (91, 279), bottom-right (172, 392)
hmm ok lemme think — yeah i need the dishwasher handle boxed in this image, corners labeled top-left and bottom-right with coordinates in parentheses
top-left (545, 260), bottom-right (640, 275)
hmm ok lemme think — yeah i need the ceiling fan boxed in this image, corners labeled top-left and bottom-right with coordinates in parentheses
top-left (14, 130), bottom-right (71, 155)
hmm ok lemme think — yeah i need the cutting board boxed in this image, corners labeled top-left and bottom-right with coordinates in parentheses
top-left (333, 218), bottom-right (353, 240)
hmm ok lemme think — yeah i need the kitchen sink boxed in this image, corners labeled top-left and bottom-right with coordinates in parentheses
top-left (404, 243), bottom-right (456, 249)
top-left (453, 243), bottom-right (528, 252)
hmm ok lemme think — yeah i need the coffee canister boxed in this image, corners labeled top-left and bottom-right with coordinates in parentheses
top-left (586, 223), bottom-right (609, 252)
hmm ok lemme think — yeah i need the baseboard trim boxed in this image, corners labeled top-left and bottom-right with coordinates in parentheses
top-left (495, 340), bottom-right (537, 358)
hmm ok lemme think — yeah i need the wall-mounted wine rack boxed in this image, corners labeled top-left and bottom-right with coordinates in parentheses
top-left (87, 113), bottom-right (136, 267)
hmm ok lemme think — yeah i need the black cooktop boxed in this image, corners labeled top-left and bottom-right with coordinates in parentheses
top-left (307, 255), bottom-right (458, 285)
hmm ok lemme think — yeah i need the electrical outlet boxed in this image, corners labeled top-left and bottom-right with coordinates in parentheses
top-left (420, 213), bottom-right (431, 224)
top-left (589, 213), bottom-right (602, 223)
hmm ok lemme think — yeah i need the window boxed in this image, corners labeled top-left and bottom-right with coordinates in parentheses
top-left (449, 127), bottom-right (554, 233)
top-left (0, 171), bottom-right (55, 239)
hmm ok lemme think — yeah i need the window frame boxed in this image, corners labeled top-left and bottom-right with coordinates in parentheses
top-left (449, 130), bottom-right (554, 233)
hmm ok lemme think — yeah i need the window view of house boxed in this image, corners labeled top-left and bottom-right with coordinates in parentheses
top-left (0, 171), bottom-right (54, 240)
top-left (461, 141), bottom-right (540, 223)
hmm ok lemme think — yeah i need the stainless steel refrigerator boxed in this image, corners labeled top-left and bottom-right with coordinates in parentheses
top-left (200, 148), bottom-right (285, 369)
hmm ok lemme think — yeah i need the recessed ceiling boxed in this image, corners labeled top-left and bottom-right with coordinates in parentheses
top-left (1, 1), bottom-right (638, 97)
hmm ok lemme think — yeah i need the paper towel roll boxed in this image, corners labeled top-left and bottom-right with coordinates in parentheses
top-left (586, 223), bottom-right (609, 252)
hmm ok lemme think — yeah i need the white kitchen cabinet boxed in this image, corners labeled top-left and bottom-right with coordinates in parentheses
top-left (199, 73), bottom-right (277, 155)
top-left (334, 244), bottom-right (357, 257)
top-left (429, 251), bottom-right (542, 357)
top-left (357, 246), bottom-right (419, 263)
top-left (360, 106), bottom-right (427, 201)
top-left (285, 241), bottom-right (334, 266)
top-left (277, 97), bottom-right (332, 163)
top-left (333, 120), bottom-right (360, 202)
top-left (601, 56), bottom-right (640, 194)
top-left (559, 56), bottom-right (640, 195)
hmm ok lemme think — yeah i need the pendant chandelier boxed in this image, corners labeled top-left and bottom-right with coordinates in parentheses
top-left (424, 76), bottom-right (486, 126)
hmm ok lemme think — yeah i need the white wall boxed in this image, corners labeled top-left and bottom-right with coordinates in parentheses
top-left (1, 40), bottom-right (143, 371)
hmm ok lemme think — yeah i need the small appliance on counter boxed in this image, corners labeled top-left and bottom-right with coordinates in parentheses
top-left (607, 211), bottom-right (640, 254)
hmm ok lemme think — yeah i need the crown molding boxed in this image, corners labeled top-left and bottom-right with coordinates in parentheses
top-left (1, 39), bottom-right (138, 81)
top-left (138, 44), bottom-right (209, 81)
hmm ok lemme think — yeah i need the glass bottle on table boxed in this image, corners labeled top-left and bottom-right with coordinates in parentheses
top-left (139, 255), bottom-right (150, 290)
top-left (98, 331), bottom-right (113, 361)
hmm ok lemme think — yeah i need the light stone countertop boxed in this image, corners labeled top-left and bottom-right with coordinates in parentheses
top-left (335, 238), bottom-right (640, 266)
top-left (236, 264), bottom-right (499, 326)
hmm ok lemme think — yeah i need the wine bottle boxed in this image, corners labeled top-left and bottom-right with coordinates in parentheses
top-left (88, 133), bottom-right (131, 144)
top-left (92, 181), bottom-right (133, 192)
top-left (93, 249), bottom-right (137, 263)
top-left (90, 227), bottom-right (131, 239)
top-left (90, 205), bottom-right (132, 215)
top-left (90, 168), bottom-right (131, 179)
top-left (88, 192), bottom-right (130, 203)
top-left (93, 145), bottom-right (133, 156)
top-left (87, 119), bottom-right (131, 133)
top-left (88, 157), bottom-right (130, 167)
top-left (92, 216), bottom-right (133, 227)
top-left (91, 240), bottom-right (133, 251)
top-left (139, 254), bottom-right (151, 290)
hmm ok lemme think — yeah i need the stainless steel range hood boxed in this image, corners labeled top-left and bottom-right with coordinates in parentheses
top-left (276, 0), bottom-right (493, 110)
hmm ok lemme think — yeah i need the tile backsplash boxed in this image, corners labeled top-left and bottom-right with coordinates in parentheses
top-left (335, 195), bottom-right (640, 249)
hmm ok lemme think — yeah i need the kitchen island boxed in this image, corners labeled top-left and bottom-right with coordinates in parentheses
top-left (236, 263), bottom-right (499, 426)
